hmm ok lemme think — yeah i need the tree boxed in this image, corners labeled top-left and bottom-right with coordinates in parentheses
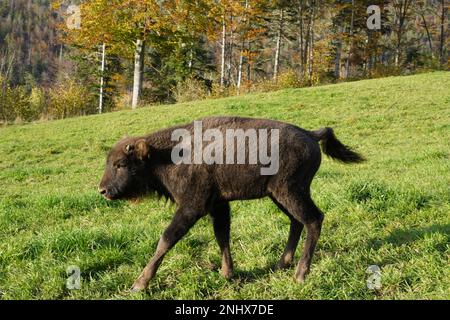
top-left (0, 0), bottom-right (61, 86)
top-left (132, 39), bottom-right (145, 109)
top-left (345, 0), bottom-right (355, 78)
top-left (0, 0), bottom-right (446, 122)
top-left (60, 0), bottom-right (174, 108)
top-left (415, 0), bottom-right (435, 57)
top-left (390, 0), bottom-right (414, 66)
top-left (237, 0), bottom-right (249, 91)
top-left (273, 4), bottom-right (285, 80)
top-left (438, 0), bottom-right (448, 67)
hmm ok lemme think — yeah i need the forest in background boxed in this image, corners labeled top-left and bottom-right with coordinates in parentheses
top-left (0, 0), bottom-right (448, 123)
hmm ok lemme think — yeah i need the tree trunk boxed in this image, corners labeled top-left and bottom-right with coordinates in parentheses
top-left (395, 29), bottom-right (403, 66)
top-left (27, 0), bottom-right (32, 66)
top-left (308, 2), bottom-right (315, 85)
top-left (303, 18), bottom-right (310, 77)
top-left (227, 14), bottom-right (234, 85)
top-left (273, 9), bottom-right (284, 81)
top-left (132, 39), bottom-right (145, 110)
top-left (345, 0), bottom-right (355, 78)
top-left (334, 25), bottom-right (343, 79)
top-left (98, 43), bottom-right (106, 114)
top-left (420, 13), bottom-right (433, 56)
top-left (298, 0), bottom-right (305, 76)
top-left (237, 41), bottom-right (244, 92)
top-left (220, 17), bottom-right (226, 87)
top-left (59, 44), bottom-right (64, 65)
top-left (10, 0), bottom-right (15, 29)
top-left (237, 0), bottom-right (249, 93)
top-left (366, 31), bottom-right (375, 73)
top-left (439, 0), bottom-right (447, 67)
top-left (188, 46), bottom-right (193, 73)
top-left (394, 0), bottom-right (412, 67)
top-left (247, 43), bottom-right (251, 84)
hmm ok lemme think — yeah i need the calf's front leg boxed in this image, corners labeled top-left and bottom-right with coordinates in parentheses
top-left (131, 206), bottom-right (204, 291)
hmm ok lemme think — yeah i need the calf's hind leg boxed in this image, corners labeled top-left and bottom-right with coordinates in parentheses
top-left (272, 190), bottom-right (324, 282)
top-left (210, 202), bottom-right (234, 279)
top-left (271, 196), bottom-right (304, 270)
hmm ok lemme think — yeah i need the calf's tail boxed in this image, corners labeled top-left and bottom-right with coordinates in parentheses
top-left (312, 127), bottom-right (365, 164)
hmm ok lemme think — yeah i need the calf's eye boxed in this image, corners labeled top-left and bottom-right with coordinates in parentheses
top-left (115, 163), bottom-right (127, 169)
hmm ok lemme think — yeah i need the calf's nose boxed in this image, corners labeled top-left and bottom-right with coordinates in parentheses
top-left (98, 187), bottom-right (107, 195)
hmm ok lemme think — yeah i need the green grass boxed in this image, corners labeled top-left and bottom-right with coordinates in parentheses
top-left (0, 72), bottom-right (449, 300)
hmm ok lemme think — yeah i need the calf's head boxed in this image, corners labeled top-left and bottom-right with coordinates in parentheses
top-left (99, 138), bottom-right (149, 200)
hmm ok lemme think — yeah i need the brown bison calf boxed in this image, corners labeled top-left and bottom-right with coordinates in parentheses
top-left (98, 116), bottom-right (364, 291)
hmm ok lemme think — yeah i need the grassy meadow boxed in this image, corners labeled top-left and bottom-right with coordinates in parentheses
top-left (0, 72), bottom-right (449, 300)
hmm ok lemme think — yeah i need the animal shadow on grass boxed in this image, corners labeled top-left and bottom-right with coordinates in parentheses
top-left (182, 237), bottom-right (277, 284)
top-left (140, 242), bottom-right (278, 296)
top-left (207, 249), bottom-right (279, 285)
top-left (233, 266), bottom-right (275, 285)
top-left (368, 223), bottom-right (449, 252)
top-left (135, 267), bottom-right (275, 298)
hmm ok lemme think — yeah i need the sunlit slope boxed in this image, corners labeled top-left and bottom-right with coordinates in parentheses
top-left (0, 71), bottom-right (449, 299)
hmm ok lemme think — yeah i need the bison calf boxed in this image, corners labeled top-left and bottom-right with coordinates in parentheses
top-left (98, 116), bottom-right (364, 291)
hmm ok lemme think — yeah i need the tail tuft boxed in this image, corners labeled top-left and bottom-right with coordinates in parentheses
top-left (312, 127), bottom-right (365, 164)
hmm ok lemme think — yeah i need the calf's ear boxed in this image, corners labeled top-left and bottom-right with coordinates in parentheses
top-left (124, 144), bottom-right (134, 154)
top-left (135, 139), bottom-right (149, 160)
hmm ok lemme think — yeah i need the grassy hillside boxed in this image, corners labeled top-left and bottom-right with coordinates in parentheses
top-left (0, 72), bottom-right (449, 300)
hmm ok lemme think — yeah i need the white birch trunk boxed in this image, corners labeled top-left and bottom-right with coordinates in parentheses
top-left (273, 9), bottom-right (284, 81)
top-left (237, 0), bottom-right (249, 93)
top-left (227, 15), bottom-right (234, 86)
top-left (132, 39), bottom-right (145, 110)
top-left (220, 17), bottom-right (226, 87)
top-left (98, 43), bottom-right (106, 114)
top-left (237, 44), bottom-right (245, 93)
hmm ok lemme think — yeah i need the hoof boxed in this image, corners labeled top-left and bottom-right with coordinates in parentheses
top-left (275, 261), bottom-right (291, 271)
top-left (221, 269), bottom-right (234, 280)
top-left (294, 269), bottom-right (308, 283)
top-left (275, 254), bottom-right (293, 271)
top-left (294, 274), bottom-right (306, 283)
top-left (130, 281), bottom-right (148, 292)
